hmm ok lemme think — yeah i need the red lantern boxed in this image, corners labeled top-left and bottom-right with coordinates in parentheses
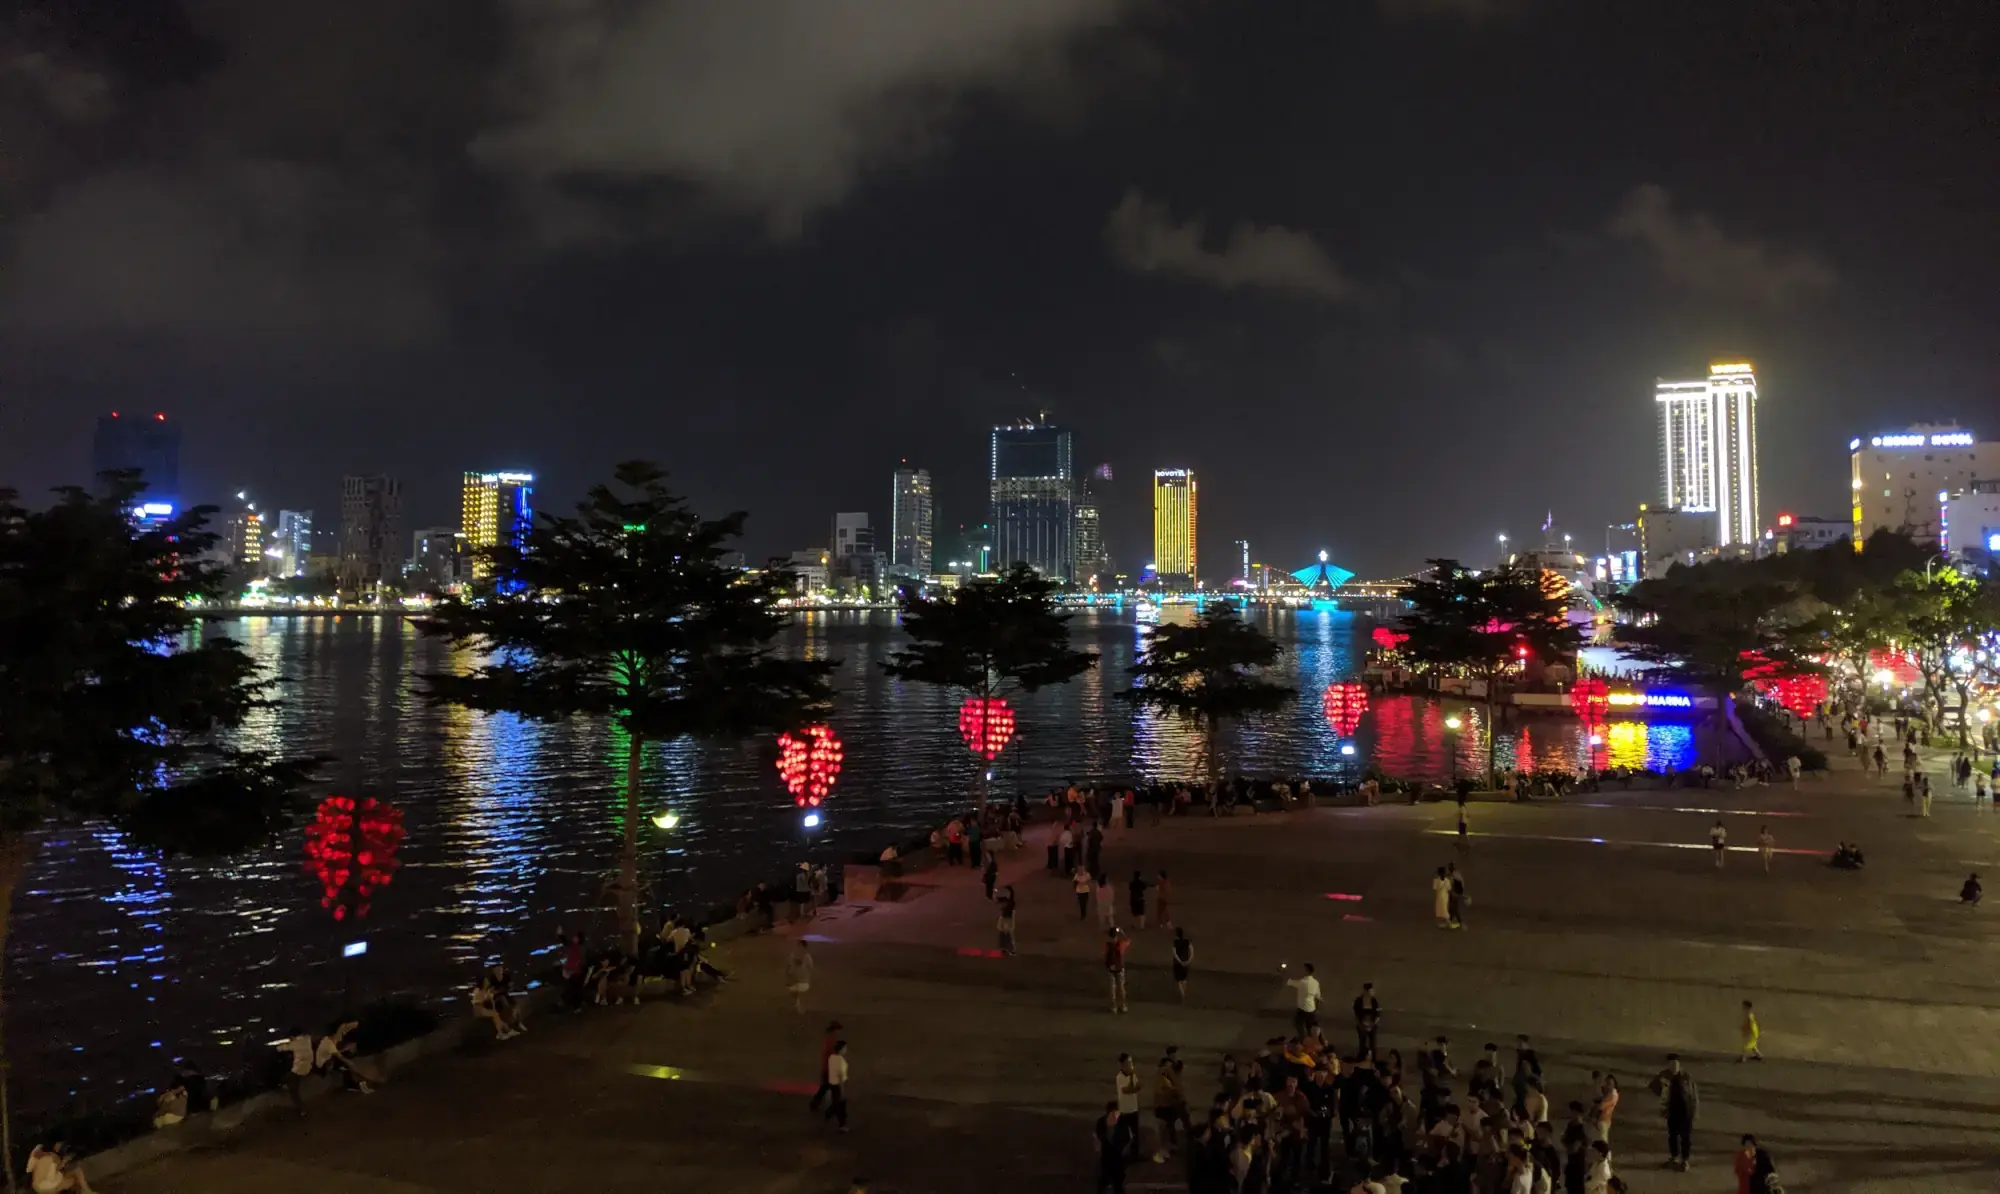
top-left (1771, 672), bottom-right (1829, 719)
top-left (957, 697), bottom-right (1017, 761)
top-left (303, 794), bottom-right (405, 921)
top-left (1570, 677), bottom-right (1610, 723)
top-left (1322, 681), bottom-right (1369, 737)
top-left (1371, 626), bottom-right (1409, 653)
top-left (776, 724), bottom-right (843, 808)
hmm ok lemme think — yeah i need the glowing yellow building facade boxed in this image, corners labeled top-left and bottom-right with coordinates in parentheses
top-left (1152, 468), bottom-right (1198, 582)
top-left (461, 470), bottom-right (535, 580)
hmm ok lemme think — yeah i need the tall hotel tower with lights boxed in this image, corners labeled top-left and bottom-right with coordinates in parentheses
top-left (1152, 468), bottom-right (1198, 584)
top-left (461, 470), bottom-right (535, 580)
top-left (1655, 362), bottom-right (1760, 549)
top-left (989, 418), bottom-right (1075, 579)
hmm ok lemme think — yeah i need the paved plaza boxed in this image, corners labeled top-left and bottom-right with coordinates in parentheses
top-left (109, 749), bottom-right (2000, 1193)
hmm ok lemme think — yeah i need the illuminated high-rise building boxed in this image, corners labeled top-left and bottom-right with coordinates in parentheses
top-left (990, 418), bottom-right (1075, 579)
top-left (91, 411), bottom-right (181, 513)
top-left (1152, 468), bottom-right (1198, 582)
top-left (1655, 362), bottom-right (1759, 549)
top-left (461, 471), bottom-right (535, 579)
top-left (270, 510), bottom-right (314, 578)
top-left (889, 466), bottom-right (934, 575)
top-left (1848, 424), bottom-right (1999, 544)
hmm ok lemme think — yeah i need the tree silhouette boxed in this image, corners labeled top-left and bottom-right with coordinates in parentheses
top-left (420, 462), bottom-right (834, 949)
top-left (1120, 605), bottom-right (1291, 784)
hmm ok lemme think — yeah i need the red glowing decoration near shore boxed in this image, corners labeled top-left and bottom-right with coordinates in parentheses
top-left (303, 794), bottom-right (406, 922)
top-left (1569, 677), bottom-right (1610, 723)
top-left (1769, 673), bottom-right (1829, 718)
top-left (1371, 626), bottom-right (1409, 653)
top-left (1322, 681), bottom-right (1369, 737)
top-left (776, 724), bottom-right (843, 809)
top-left (957, 697), bottom-right (1017, 761)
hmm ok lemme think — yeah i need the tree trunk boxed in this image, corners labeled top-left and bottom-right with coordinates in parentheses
top-left (0, 837), bottom-right (35, 1194)
top-left (620, 734), bottom-right (644, 954)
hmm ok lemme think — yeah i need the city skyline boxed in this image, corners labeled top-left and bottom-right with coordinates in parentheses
top-left (6, 5), bottom-right (1997, 578)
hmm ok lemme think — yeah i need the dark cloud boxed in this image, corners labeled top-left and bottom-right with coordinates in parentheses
top-left (2, 51), bottom-right (112, 121)
top-left (472, 0), bottom-right (1130, 237)
top-left (1608, 183), bottom-right (1837, 307)
top-left (1105, 190), bottom-right (1362, 302)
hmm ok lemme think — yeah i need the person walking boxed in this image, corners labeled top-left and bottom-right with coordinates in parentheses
top-left (1920, 772), bottom-right (1934, 818)
top-left (1096, 873), bottom-right (1118, 932)
top-left (1060, 824), bottom-right (1078, 873)
top-left (1105, 927), bottom-right (1131, 1014)
top-left (822, 1040), bottom-right (850, 1131)
top-left (276, 1027), bottom-right (314, 1117)
top-left (1128, 870), bottom-right (1150, 930)
top-left (1648, 1054), bottom-right (1698, 1172)
top-left (981, 852), bottom-right (999, 901)
top-left (1785, 755), bottom-right (1801, 789)
top-left (1739, 1001), bottom-right (1762, 1061)
top-left (1757, 825), bottom-right (1775, 874)
top-left (1074, 867), bottom-right (1095, 920)
top-left (1432, 866), bottom-right (1452, 929)
top-left (785, 940), bottom-right (815, 1013)
top-left (1155, 869), bottom-right (1174, 929)
top-left (1447, 863), bottom-right (1467, 929)
top-left (1284, 961), bottom-right (1321, 1038)
top-left (1710, 819), bottom-right (1728, 868)
top-left (1170, 928), bottom-right (1193, 1002)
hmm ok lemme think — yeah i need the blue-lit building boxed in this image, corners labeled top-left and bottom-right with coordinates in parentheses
top-left (92, 411), bottom-right (182, 513)
top-left (990, 419), bottom-right (1074, 580)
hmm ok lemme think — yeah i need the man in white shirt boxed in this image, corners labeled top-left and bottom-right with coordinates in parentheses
top-left (1284, 962), bottom-right (1322, 1037)
top-left (823, 1041), bottom-right (850, 1132)
top-left (276, 1027), bottom-right (314, 1116)
top-left (1113, 1053), bottom-right (1144, 1161)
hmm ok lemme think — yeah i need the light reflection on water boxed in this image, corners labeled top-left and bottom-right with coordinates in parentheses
top-left (6, 608), bottom-right (1694, 1120)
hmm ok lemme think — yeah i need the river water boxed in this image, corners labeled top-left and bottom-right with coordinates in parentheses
top-left (9, 607), bottom-right (1696, 1121)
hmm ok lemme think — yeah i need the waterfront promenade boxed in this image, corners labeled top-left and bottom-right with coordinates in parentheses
top-left (109, 750), bottom-right (2000, 1192)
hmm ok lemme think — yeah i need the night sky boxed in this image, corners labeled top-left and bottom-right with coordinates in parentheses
top-left (3, 1), bottom-right (1995, 577)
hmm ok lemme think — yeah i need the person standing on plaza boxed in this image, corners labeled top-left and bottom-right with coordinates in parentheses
top-left (1075, 867), bottom-right (1095, 920)
top-left (1785, 754), bottom-right (1801, 788)
top-left (1114, 1053), bottom-right (1145, 1161)
top-left (1757, 824), bottom-right (1775, 874)
top-left (1590, 1074), bottom-right (1618, 1142)
top-left (1433, 866), bottom-right (1452, 929)
top-left (1584, 1140), bottom-right (1613, 1194)
top-left (1710, 819), bottom-right (1728, 868)
top-left (1873, 743), bottom-right (1888, 777)
top-left (785, 940), bottom-right (815, 1013)
top-left (1061, 824), bottom-right (1078, 873)
top-left (1447, 863), bottom-right (1467, 929)
top-left (1097, 872), bottom-right (1118, 932)
top-left (1977, 769), bottom-right (1992, 809)
top-left (1920, 772), bottom-right (1933, 817)
top-left (1155, 869), bottom-right (1174, 929)
top-left (1739, 1000), bottom-right (1762, 1061)
top-left (981, 851), bottom-right (999, 900)
top-left (822, 1040), bottom-right (850, 1131)
top-left (1093, 1103), bottom-right (1128, 1194)
top-left (1171, 928), bottom-right (1193, 1002)
top-left (1129, 870), bottom-right (1150, 930)
top-left (1648, 1053), bottom-right (1698, 1172)
top-left (1354, 982), bottom-right (1382, 1058)
top-left (809, 1020), bottom-right (844, 1112)
top-left (997, 888), bottom-right (1018, 954)
top-left (1106, 927), bottom-right (1131, 1013)
top-left (1284, 962), bottom-right (1321, 1038)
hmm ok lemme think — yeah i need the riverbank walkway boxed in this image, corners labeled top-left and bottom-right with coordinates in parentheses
top-left (108, 750), bottom-right (2000, 1193)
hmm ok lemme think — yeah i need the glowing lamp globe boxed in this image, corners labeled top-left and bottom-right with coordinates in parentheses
top-left (776, 724), bottom-right (843, 809)
top-left (1321, 681), bottom-right (1369, 738)
top-left (958, 697), bottom-right (1017, 761)
top-left (1371, 626), bottom-right (1409, 653)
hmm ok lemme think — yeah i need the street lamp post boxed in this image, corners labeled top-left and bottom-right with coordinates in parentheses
top-left (1497, 534), bottom-right (1508, 568)
top-left (1444, 714), bottom-right (1462, 785)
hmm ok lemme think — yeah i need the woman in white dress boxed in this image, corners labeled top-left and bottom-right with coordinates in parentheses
top-left (1432, 866), bottom-right (1451, 928)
